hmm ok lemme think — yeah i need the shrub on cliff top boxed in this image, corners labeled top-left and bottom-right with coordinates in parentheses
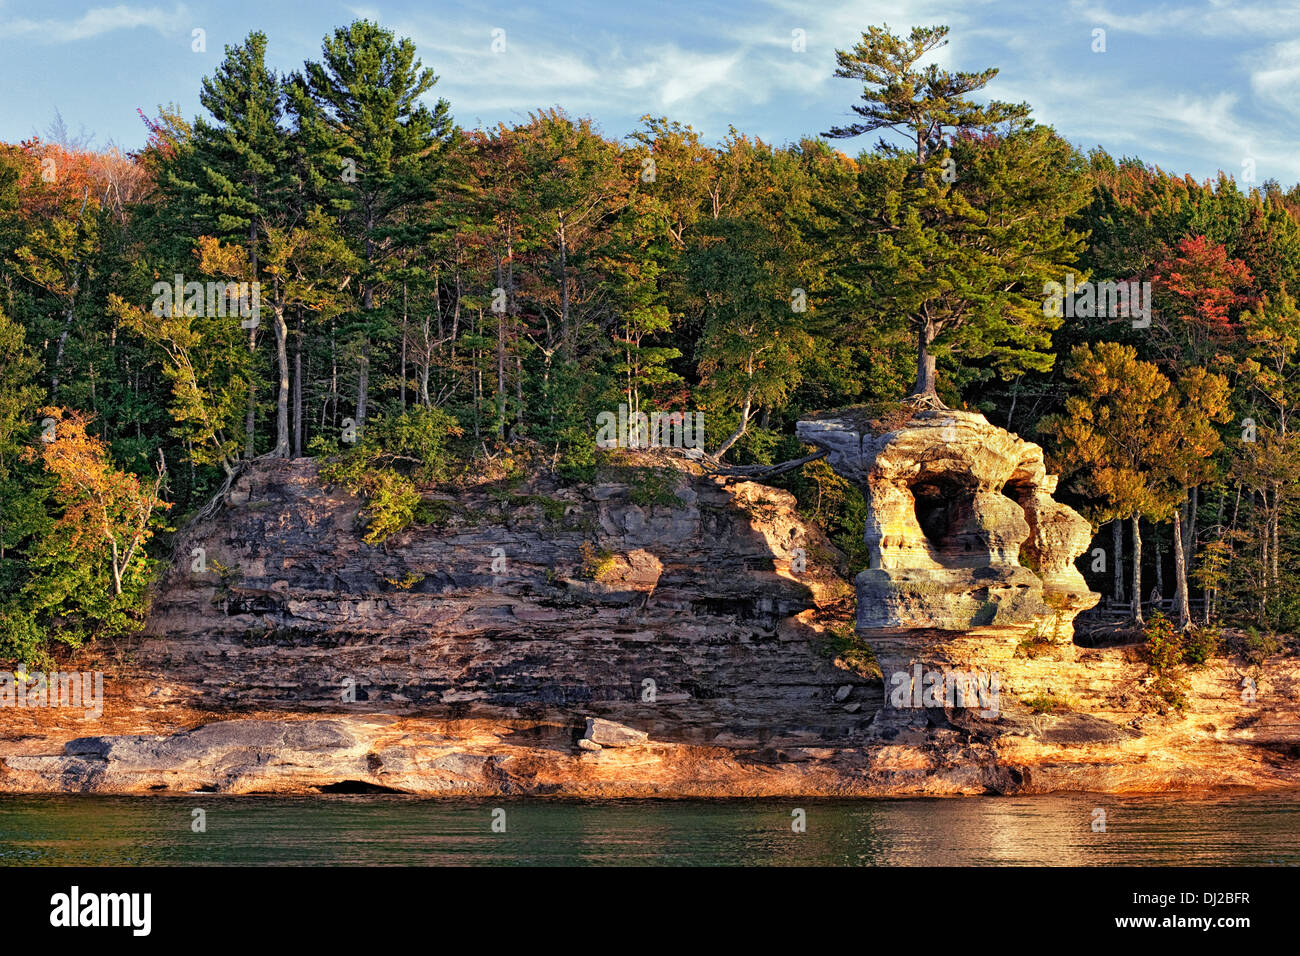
top-left (363, 406), bottom-right (464, 484)
top-left (597, 461), bottom-right (680, 507)
top-left (777, 450), bottom-right (871, 575)
top-left (320, 407), bottom-right (462, 544)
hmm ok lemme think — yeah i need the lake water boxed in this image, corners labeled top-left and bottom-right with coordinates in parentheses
top-left (2, 791), bottom-right (1297, 866)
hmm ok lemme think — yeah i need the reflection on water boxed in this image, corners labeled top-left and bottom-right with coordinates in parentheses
top-left (0, 791), bottom-right (1297, 866)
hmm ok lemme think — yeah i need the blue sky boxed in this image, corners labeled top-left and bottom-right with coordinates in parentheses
top-left (1, 0), bottom-right (1298, 185)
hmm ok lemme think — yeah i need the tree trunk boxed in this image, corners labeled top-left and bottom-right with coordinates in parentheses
top-left (1153, 527), bottom-right (1163, 599)
top-left (910, 317), bottom-right (939, 399)
top-left (1172, 502), bottom-right (1190, 629)
top-left (51, 301), bottom-right (77, 402)
top-left (110, 539), bottom-right (123, 596)
top-left (472, 308), bottom-right (482, 443)
top-left (1271, 483), bottom-right (1280, 587)
top-left (400, 281), bottom-right (408, 411)
top-left (1112, 518), bottom-right (1124, 603)
top-left (356, 279), bottom-right (373, 431)
top-left (420, 338), bottom-right (431, 407)
top-left (558, 218), bottom-right (569, 358)
top-left (245, 321), bottom-right (256, 458)
top-left (328, 322), bottom-right (338, 434)
top-left (515, 352), bottom-right (524, 428)
top-left (272, 303), bottom-right (290, 458)
top-left (714, 387), bottom-right (754, 458)
top-left (496, 305), bottom-right (506, 439)
top-left (1260, 490), bottom-right (1269, 619)
top-left (355, 340), bottom-right (369, 433)
top-left (1131, 513), bottom-right (1143, 625)
top-left (246, 221), bottom-right (258, 458)
top-left (1209, 487), bottom-right (1224, 626)
top-left (292, 308), bottom-right (303, 458)
top-left (494, 260), bottom-right (506, 438)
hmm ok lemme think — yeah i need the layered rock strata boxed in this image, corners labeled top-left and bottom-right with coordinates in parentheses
top-left (0, 454), bottom-right (1296, 796)
top-left (129, 458), bottom-right (870, 742)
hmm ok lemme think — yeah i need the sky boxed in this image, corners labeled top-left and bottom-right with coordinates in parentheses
top-left (1, 0), bottom-right (1299, 185)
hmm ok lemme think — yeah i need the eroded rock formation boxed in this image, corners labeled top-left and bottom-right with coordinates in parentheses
top-left (796, 408), bottom-right (1099, 635)
top-left (0, 453), bottom-right (1295, 796)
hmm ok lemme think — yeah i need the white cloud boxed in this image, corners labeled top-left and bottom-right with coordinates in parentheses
top-left (1250, 36), bottom-right (1300, 116)
top-left (617, 45), bottom-right (747, 108)
top-left (948, 0), bottom-right (1297, 180)
top-left (0, 3), bottom-right (189, 41)
top-left (1069, 0), bottom-right (1300, 37)
top-left (353, 0), bottom-right (998, 139)
top-left (993, 42), bottom-right (1300, 182)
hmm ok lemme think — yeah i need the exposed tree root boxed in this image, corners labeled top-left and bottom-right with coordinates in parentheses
top-left (192, 461), bottom-right (246, 524)
top-left (710, 449), bottom-right (828, 484)
top-left (901, 391), bottom-right (950, 411)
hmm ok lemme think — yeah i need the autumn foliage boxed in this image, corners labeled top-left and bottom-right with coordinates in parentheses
top-left (4, 18), bottom-right (1300, 664)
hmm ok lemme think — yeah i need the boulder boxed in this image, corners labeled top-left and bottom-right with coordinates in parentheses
top-left (584, 717), bottom-right (648, 748)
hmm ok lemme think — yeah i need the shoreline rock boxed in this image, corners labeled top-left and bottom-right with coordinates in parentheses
top-left (0, 455), bottom-right (1296, 797)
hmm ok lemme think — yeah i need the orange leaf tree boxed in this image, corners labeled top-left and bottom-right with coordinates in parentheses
top-left (11, 408), bottom-right (170, 653)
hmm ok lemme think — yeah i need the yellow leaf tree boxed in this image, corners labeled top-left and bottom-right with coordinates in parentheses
top-left (23, 407), bottom-right (170, 597)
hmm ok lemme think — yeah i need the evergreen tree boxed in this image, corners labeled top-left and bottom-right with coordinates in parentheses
top-left (826, 25), bottom-right (1086, 404)
top-left (163, 31), bottom-right (297, 458)
top-left (0, 307), bottom-right (43, 572)
top-left (287, 19), bottom-right (454, 434)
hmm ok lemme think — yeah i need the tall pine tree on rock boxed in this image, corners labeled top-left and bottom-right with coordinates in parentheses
top-left (826, 24), bottom-right (1086, 406)
top-left (164, 31), bottom-right (297, 457)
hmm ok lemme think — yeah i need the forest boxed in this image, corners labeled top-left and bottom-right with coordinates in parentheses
top-left (2, 20), bottom-right (1300, 665)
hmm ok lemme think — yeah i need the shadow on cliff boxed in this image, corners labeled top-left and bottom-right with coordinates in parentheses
top-left (123, 457), bottom-right (881, 749)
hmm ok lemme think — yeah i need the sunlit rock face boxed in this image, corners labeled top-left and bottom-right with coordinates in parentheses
top-left (796, 408), bottom-right (1099, 636)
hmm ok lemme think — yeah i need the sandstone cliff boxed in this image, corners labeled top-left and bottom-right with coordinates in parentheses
top-left (0, 448), bottom-right (1297, 797)
top-left (796, 407), bottom-right (1098, 635)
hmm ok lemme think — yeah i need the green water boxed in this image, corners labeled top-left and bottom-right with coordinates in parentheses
top-left (2, 791), bottom-right (1298, 865)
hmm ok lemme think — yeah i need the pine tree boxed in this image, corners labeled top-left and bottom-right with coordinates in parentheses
top-left (164, 31), bottom-right (296, 458)
top-left (826, 25), bottom-right (1087, 404)
top-left (0, 307), bottom-right (43, 568)
top-left (287, 19), bottom-right (454, 435)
